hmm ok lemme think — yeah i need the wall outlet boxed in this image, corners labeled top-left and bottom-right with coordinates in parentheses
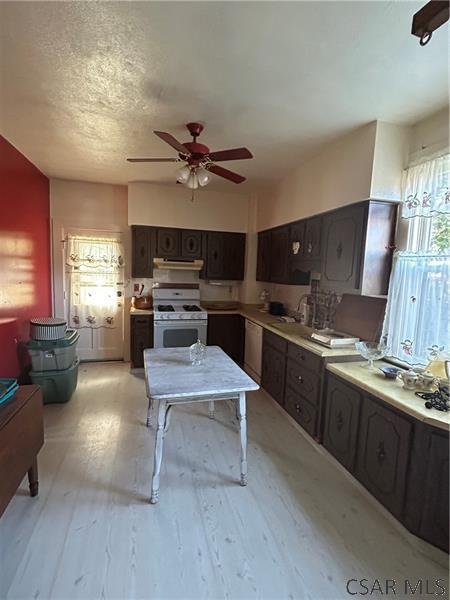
top-left (133, 283), bottom-right (140, 292)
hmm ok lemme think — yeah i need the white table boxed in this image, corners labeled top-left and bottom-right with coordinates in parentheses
top-left (144, 346), bottom-right (260, 504)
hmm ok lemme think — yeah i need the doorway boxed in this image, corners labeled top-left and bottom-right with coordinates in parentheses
top-left (63, 230), bottom-right (125, 361)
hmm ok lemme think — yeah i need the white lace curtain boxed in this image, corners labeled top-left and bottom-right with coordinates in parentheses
top-left (66, 235), bottom-right (124, 330)
top-left (383, 154), bottom-right (450, 366)
top-left (402, 153), bottom-right (450, 218)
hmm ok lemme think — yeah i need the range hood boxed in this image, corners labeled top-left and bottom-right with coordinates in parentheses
top-left (153, 258), bottom-right (204, 271)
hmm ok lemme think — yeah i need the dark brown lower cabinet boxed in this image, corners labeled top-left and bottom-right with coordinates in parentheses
top-left (419, 431), bottom-right (449, 552)
top-left (130, 316), bottom-right (153, 368)
top-left (261, 334), bottom-right (287, 406)
top-left (356, 395), bottom-right (412, 520)
top-left (323, 374), bottom-right (362, 471)
top-left (207, 314), bottom-right (244, 365)
top-left (284, 386), bottom-right (317, 437)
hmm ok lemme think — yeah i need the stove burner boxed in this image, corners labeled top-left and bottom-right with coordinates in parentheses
top-left (157, 305), bottom-right (175, 312)
top-left (183, 304), bottom-right (201, 312)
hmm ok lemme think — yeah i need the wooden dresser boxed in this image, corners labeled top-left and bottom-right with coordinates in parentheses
top-left (0, 385), bottom-right (44, 518)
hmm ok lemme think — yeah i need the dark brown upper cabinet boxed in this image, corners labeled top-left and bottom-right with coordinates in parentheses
top-left (131, 225), bottom-right (154, 277)
top-left (202, 231), bottom-right (246, 281)
top-left (321, 200), bottom-right (397, 295)
top-left (132, 226), bottom-right (245, 280)
top-left (304, 216), bottom-right (322, 260)
top-left (156, 228), bottom-right (180, 258)
top-left (181, 230), bottom-right (203, 259)
top-left (256, 230), bottom-right (271, 282)
top-left (269, 225), bottom-right (290, 283)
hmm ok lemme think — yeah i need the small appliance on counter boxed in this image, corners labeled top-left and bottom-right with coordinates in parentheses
top-left (269, 301), bottom-right (285, 316)
top-left (132, 284), bottom-right (153, 310)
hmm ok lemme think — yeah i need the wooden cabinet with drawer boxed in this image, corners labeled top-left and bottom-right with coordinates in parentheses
top-left (284, 387), bottom-right (317, 437)
top-left (130, 315), bottom-right (154, 368)
top-left (261, 332), bottom-right (287, 406)
top-left (285, 358), bottom-right (320, 406)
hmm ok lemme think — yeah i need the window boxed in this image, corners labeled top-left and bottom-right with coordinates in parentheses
top-left (382, 153), bottom-right (449, 366)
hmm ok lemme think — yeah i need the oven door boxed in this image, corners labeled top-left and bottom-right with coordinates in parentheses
top-left (154, 319), bottom-right (207, 348)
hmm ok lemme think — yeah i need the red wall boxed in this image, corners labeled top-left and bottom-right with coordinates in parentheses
top-left (0, 135), bottom-right (51, 379)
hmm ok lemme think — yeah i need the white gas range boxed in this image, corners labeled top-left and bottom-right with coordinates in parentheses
top-left (152, 284), bottom-right (208, 348)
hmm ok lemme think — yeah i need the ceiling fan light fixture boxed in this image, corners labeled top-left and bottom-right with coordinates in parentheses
top-left (176, 165), bottom-right (191, 184)
top-left (196, 167), bottom-right (211, 187)
top-left (186, 170), bottom-right (199, 190)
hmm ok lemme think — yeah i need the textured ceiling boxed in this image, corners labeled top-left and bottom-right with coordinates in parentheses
top-left (0, 1), bottom-right (448, 192)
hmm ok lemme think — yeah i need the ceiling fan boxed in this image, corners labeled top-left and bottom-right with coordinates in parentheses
top-left (127, 122), bottom-right (253, 189)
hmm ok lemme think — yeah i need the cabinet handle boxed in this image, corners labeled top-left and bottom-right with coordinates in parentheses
top-left (295, 403), bottom-right (302, 414)
top-left (336, 410), bottom-right (344, 432)
top-left (297, 375), bottom-right (303, 383)
top-left (376, 441), bottom-right (386, 465)
top-left (385, 244), bottom-right (397, 251)
top-left (336, 242), bottom-right (343, 259)
top-left (307, 241), bottom-right (312, 254)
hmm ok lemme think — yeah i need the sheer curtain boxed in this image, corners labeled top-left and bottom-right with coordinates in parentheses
top-left (382, 153), bottom-right (449, 366)
top-left (66, 235), bottom-right (125, 330)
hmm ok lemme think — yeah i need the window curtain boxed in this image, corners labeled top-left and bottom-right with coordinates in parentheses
top-left (66, 235), bottom-right (125, 330)
top-left (382, 153), bottom-right (450, 366)
top-left (401, 153), bottom-right (450, 218)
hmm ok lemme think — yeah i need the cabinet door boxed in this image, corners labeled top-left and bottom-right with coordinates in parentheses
top-left (356, 396), bottom-right (412, 519)
top-left (205, 232), bottom-right (225, 279)
top-left (304, 217), bottom-right (322, 260)
top-left (156, 228), bottom-right (180, 258)
top-left (288, 221), bottom-right (310, 285)
top-left (270, 226), bottom-right (290, 283)
top-left (181, 230), bottom-right (202, 259)
top-left (261, 343), bottom-right (286, 406)
top-left (132, 226), bottom-right (153, 277)
top-left (131, 316), bottom-right (153, 368)
top-left (256, 230), bottom-right (271, 282)
top-left (420, 432), bottom-right (449, 552)
top-left (285, 387), bottom-right (317, 437)
top-left (321, 205), bottom-right (364, 292)
top-left (223, 233), bottom-right (245, 280)
top-left (323, 375), bottom-right (361, 471)
top-left (207, 314), bottom-right (245, 364)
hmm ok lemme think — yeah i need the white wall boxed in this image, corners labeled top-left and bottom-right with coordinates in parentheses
top-left (408, 106), bottom-right (449, 164)
top-left (256, 122), bottom-right (377, 231)
top-left (128, 182), bottom-right (249, 232)
top-left (50, 179), bottom-right (130, 358)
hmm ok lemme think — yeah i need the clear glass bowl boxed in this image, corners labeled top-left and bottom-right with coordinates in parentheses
top-left (355, 341), bottom-right (388, 369)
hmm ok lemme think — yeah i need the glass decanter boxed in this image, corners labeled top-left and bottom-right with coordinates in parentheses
top-left (190, 339), bottom-right (206, 365)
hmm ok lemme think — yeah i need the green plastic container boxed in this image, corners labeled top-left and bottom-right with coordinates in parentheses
top-left (30, 358), bottom-right (80, 404)
top-left (27, 329), bottom-right (79, 372)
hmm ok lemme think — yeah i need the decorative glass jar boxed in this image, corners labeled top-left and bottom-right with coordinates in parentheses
top-left (190, 339), bottom-right (206, 365)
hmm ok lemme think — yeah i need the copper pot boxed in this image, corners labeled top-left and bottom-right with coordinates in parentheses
top-left (133, 295), bottom-right (153, 310)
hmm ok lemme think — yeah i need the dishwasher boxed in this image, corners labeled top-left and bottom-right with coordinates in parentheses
top-left (244, 319), bottom-right (263, 382)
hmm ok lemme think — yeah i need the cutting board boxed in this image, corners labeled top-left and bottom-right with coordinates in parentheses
top-left (334, 294), bottom-right (387, 342)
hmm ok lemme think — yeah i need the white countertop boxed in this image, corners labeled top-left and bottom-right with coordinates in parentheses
top-left (143, 346), bottom-right (259, 401)
top-left (327, 361), bottom-right (450, 431)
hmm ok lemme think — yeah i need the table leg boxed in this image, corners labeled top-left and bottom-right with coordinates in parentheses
top-left (146, 396), bottom-right (154, 428)
top-left (208, 400), bottom-right (215, 419)
top-left (150, 400), bottom-right (168, 504)
top-left (28, 458), bottom-right (39, 497)
top-left (238, 392), bottom-right (248, 486)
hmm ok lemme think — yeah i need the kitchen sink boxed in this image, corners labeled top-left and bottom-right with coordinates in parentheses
top-left (270, 322), bottom-right (313, 339)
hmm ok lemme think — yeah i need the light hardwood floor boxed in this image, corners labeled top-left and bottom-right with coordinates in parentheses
top-left (0, 362), bottom-right (447, 600)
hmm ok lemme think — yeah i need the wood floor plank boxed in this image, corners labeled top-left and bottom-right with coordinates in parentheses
top-left (0, 362), bottom-right (447, 600)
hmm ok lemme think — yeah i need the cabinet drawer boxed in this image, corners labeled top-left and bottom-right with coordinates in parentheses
top-left (264, 330), bottom-right (287, 354)
top-left (286, 358), bottom-right (320, 405)
top-left (285, 387), bottom-right (317, 437)
top-left (287, 343), bottom-right (321, 373)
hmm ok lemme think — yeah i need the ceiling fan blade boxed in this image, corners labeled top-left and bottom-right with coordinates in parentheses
top-left (127, 158), bottom-right (179, 163)
top-left (207, 164), bottom-right (246, 184)
top-left (154, 131), bottom-right (190, 155)
top-left (208, 147), bottom-right (253, 162)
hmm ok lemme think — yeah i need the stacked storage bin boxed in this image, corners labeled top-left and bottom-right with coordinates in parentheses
top-left (27, 318), bottom-right (80, 405)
